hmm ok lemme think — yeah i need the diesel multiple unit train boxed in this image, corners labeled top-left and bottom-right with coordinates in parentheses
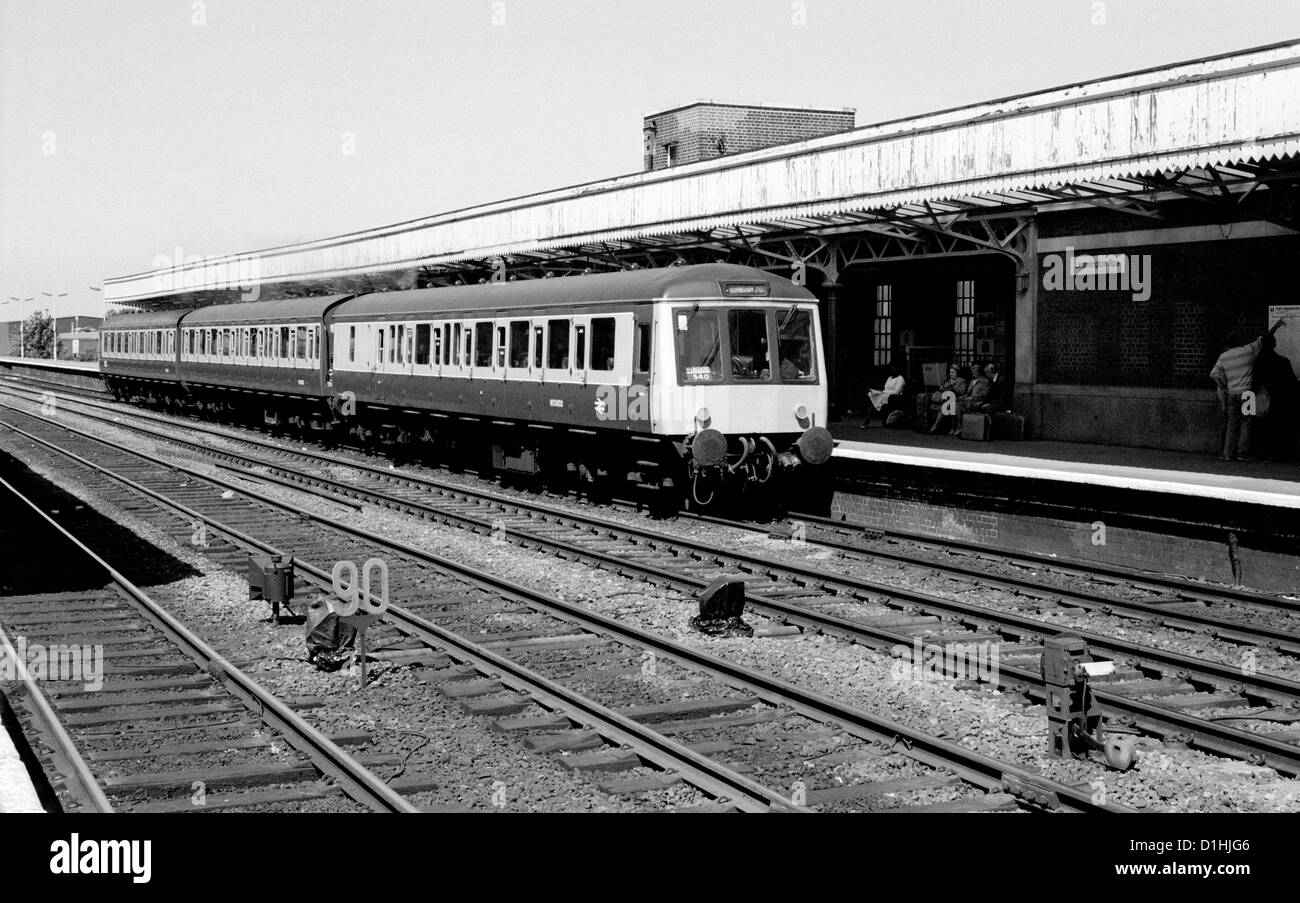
top-left (99, 264), bottom-right (833, 504)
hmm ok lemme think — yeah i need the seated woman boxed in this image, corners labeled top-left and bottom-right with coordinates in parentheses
top-left (928, 365), bottom-right (968, 434)
top-left (953, 363), bottom-right (990, 435)
top-left (866, 365), bottom-right (907, 426)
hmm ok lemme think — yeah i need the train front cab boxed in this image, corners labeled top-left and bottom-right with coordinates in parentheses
top-left (647, 289), bottom-right (832, 504)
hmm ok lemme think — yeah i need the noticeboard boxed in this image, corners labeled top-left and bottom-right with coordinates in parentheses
top-left (1269, 305), bottom-right (1300, 379)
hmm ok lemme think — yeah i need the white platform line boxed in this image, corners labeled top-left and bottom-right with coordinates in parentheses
top-left (834, 445), bottom-right (1300, 510)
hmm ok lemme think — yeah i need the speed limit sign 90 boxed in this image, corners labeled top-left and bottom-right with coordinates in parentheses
top-left (330, 558), bottom-right (390, 616)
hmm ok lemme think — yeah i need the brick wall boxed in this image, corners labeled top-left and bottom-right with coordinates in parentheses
top-left (644, 104), bottom-right (854, 170)
top-left (829, 479), bottom-right (1300, 594)
top-left (1037, 232), bottom-right (1293, 389)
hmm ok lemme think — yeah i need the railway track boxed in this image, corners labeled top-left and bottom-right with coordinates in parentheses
top-left (0, 468), bottom-right (414, 813)
top-left (4, 380), bottom-right (1299, 776)
top-left (0, 395), bottom-right (1125, 812)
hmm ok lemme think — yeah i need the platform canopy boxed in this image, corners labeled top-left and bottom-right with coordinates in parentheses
top-left (105, 39), bottom-right (1300, 309)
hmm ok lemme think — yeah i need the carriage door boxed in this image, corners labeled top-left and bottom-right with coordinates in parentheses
top-left (632, 310), bottom-right (652, 422)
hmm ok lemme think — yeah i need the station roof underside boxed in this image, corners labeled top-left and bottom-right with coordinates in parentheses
top-left (105, 39), bottom-right (1300, 309)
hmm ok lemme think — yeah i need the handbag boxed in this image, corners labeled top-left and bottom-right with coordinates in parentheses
top-left (1253, 387), bottom-right (1272, 416)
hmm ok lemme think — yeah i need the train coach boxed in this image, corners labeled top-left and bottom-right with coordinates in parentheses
top-left (101, 264), bottom-right (833, 504)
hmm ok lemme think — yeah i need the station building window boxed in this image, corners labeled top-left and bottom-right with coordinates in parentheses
top-left (954, 280), bottom-right (976, 364)
top-left (873, 285), bottom-right (893, 367)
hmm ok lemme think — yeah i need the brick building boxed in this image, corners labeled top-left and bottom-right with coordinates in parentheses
top-left (643, 102), bottom-right (854, 170)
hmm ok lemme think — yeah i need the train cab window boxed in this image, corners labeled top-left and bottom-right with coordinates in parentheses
top-left (415, 324), bottom-right (430, 366)
top-left (473, 323), bottom-right (492, 368)
top-left (727, 309), bottom-right (770, 381)
top-left (533, 326), bottom-right (544, 369)
top-left (776, 307), bottom-right (817, 382)
top-left (348, 326), bottom-right (356, 362)
top-left (675, 309), bottom-right (722, 383)
top-left (574, 324), bottom-right (586, 370)
top-left (547, 319), bottom-right (570, 369)
top-left (635, 323), bottom-right (651, 374)
top-left (590, 317), bottom-right (616, 372)
top-left (452, 324), bottom-right (462, 365)
top-left (508, 321), bottom-right (529, 368)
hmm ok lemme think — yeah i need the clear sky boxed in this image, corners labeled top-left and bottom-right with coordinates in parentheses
top-left (2, 0), bottom-right (1298, 318)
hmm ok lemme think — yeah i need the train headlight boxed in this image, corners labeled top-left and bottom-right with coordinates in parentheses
top-left (793, 404), bottom-right (809, 422)
top-left (695, 407), bottom-right (711, 426)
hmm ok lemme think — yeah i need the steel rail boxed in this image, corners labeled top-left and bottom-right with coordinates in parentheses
top-left (0, 473), bottom-right (417, 814)
top-left (6, 395), bottom-right (1300, 774)
top-left (0, 405), bottom-right (1123, 812)
top-left (0, 418), bottom-right (800, 813)
top-left (7, 382), bottom-right (1294, 649)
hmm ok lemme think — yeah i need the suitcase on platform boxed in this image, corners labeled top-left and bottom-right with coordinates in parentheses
top-left (990, 412), bottom-right (1025, 440)
top-left (961, 413), bottom-right (991, 441)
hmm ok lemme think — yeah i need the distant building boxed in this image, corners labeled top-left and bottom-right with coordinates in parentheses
top-left (643, 102), bottom-right (855, 170)
top-left (0, 315), bottom-right (101, 358)
top-left (58, 327), bottom-right (100, 360)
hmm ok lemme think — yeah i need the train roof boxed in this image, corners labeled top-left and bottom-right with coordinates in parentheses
top-left (102, 309), bottom-right (193, 329)
top-left (182, 294), bottom-right (354, 326)
top-left (329, 264), bottom-right (816, 321)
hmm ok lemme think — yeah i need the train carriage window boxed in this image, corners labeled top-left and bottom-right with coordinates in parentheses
top-left (574, 324), bottom-right (586, 370)
top-left (546, 319), bottom-right (570, 369)
top-left (431, 325), bottom-right (441, 365)
top-left (473, 323), bottom-right (492, 368)
top-left (776, 307), bottom-right (817, 382)
top-left (397, 325), bottom-right (406, 364)
top-left (376, 326), bottom-right (385, 366)
top-left (727, 309), bottom-right (771, 381)
top-left (675, 309), bottom-right (722, 383)
top-left (590, 317), bottom-right (616, 372)
top-left (415, 324), bottom-right (430, 366)
top-left (451, 324), bottom-right (462, 365)
top-left (462, 325), bottom-right (471, 366)
top-left (496, 326), bottom-right (506, 369)
top-left (441, 324), bottom-right (450, 365)
top-left (296, 326), bottom-right (307, 360)
top-left (200, 329), bottom-right (207, 356)
top-left (348, 326), bottom-right (356, 363)
top-left (533, 326), bottom-right (544, 369)
top-left (508, 321), bottom-right (529, 368)
top-left (635, 323), bottom-right (651, 374)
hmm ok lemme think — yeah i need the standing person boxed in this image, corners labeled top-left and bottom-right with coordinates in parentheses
top-left (1252, 333), bottom-right (1298, 461)
top-left (1210, 319), bottom-right (1286, 461)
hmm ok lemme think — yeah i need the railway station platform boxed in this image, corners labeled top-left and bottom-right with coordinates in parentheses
top-left (824, 421), bottom-right (1300, 594)
top-left (0, 356), bottom-right (99, 373)
top-left (0, 698), bottom-right (43, 813)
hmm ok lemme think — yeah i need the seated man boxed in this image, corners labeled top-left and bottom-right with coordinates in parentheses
top-left (866, 366), bottom-right (906, 426)
top-left (982, 361), bottom-right (1010, 412)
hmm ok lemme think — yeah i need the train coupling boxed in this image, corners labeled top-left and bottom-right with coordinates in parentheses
top-left (1042, 634), bottom-right (1136, 771)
